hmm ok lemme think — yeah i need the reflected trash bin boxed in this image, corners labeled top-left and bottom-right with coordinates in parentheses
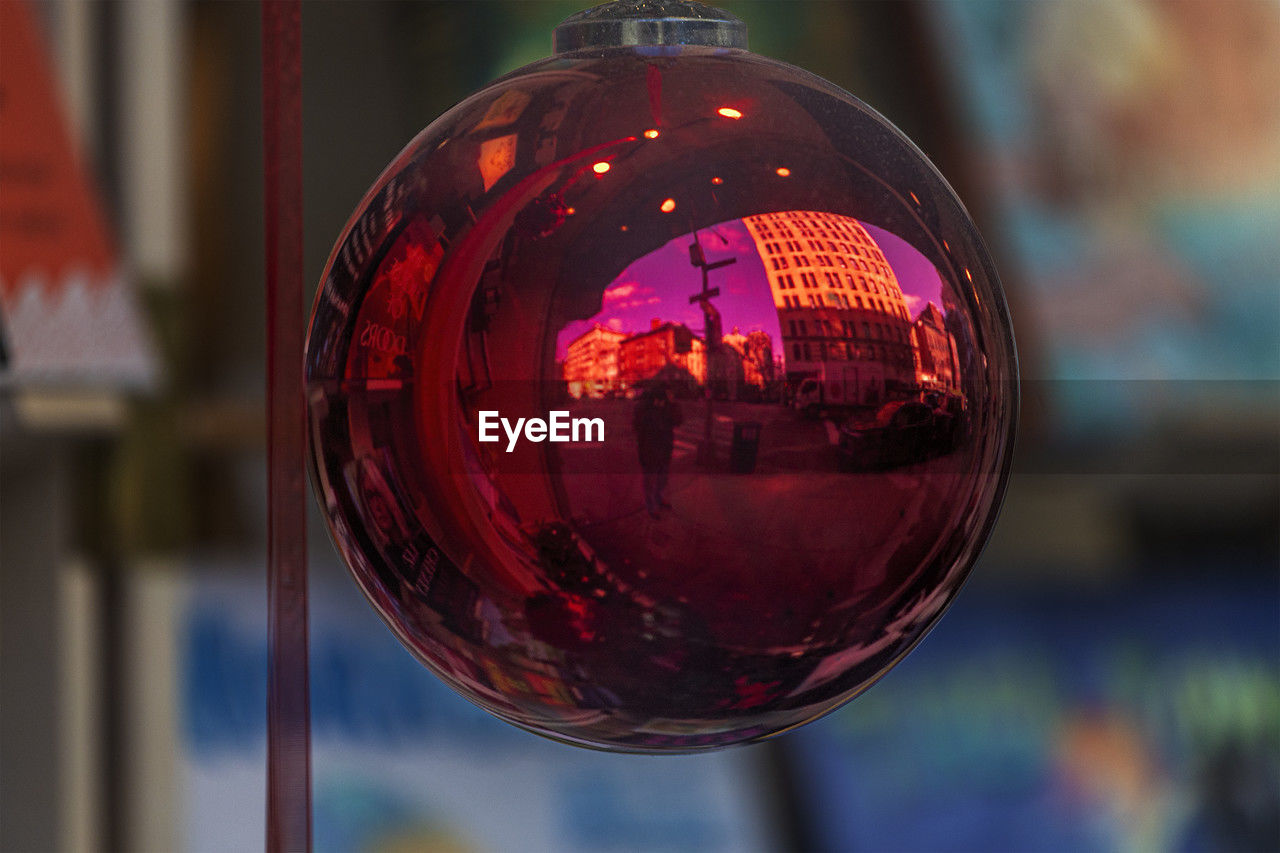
top-left (730, 421), bottom-right (762, 474)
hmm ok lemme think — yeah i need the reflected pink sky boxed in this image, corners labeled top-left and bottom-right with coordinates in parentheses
top-left (556, 216), bottom-right (946, 360)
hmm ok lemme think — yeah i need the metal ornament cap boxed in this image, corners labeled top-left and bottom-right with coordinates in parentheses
top-left (554, 0), bottom-right (748, 53)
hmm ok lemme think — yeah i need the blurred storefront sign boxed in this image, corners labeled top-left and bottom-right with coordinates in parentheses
top-left (789, 579), bottom-right (1280, 852)
top-left (927, 0), bottom-right (1280, 404)
top-left (0, 0), bottom-right (157, 424)
top-left (182, 566), bottom-right (779, 852)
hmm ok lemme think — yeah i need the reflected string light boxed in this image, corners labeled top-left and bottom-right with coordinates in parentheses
top-left (643, 129), bottom-right (660, 139)
top-left (711, 176), bottom-right (724, 185)
top-left (716, 107), bottom-right (743, 119)
top-left (775, 167), bottom-right (791, 177)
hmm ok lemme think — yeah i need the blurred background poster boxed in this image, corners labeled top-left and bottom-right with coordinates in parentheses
top-left (184, 565), bottom-right (779, 852)
top-left (787, 578), bottom-right (1279, 851)
top-left (0, 0), bottom-right (157, 405)
top-left (782, 3), bottom-right (1280, 851)
top-left (930, 0), bottom-right (1279, 416)
top-left (0, 1), bottom-right (1275, 851)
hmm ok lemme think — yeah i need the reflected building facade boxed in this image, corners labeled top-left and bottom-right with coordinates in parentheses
top-left (563, 324), bottom-right (627, 399)
top-left (722, 327), bottom-right (775, 388)
top-left (911, 302), bottom-right (960, 392)
top-left (743, 212), bottom-right (915, 403)
top-left (563, 319), bottom-right (776, 400)
top-left (617, 319), bottom-right (706, 392)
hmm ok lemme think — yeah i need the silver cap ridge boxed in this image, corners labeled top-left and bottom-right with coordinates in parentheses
top-left (553, 0), bottom-right (748, 53)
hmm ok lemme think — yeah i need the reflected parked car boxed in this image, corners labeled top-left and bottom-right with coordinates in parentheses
top-left (837, 400), bottom-right (937, 470)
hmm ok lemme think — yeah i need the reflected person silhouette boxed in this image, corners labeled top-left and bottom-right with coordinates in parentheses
top-left (633, 383), bottom-right (683, 517)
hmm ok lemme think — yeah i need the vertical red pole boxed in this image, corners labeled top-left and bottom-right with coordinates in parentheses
top-left (262, 1), bottom-right (310, 850)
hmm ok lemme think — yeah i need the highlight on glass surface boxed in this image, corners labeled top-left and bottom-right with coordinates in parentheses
top-left (305, 15), bottom-right (1017, 751)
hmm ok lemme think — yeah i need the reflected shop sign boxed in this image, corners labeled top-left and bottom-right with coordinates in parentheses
top-left (182, 568), bottom-right (776, 852)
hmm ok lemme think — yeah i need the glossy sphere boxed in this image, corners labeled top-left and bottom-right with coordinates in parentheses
top-left (305, 46), bottom-right (1017, 752)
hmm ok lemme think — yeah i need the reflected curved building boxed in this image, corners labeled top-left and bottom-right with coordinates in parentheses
top-left (744, 212), bottom-right (915, 404)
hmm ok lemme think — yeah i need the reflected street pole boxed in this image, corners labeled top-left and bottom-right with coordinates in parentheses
top-left (688, 232), bottom-right (735, 466)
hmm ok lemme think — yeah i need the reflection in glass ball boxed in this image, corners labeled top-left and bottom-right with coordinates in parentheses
top-left (306, 46), bottom-right (1017, 752)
